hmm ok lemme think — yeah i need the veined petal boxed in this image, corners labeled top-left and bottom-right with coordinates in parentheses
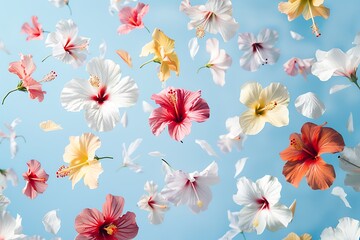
top-left (168, 118), bottom-right (192, 141)
top-left (233, 176), bottom-right (259, 206)
top-left (108, 76), bottom-right (139, 108)
top-left (84, 101), bottom-right (120, 132)
top-left (102, 194), bottom-right (124, 221)
top-left (283, 160), bottom-right (310, 188)
top-left (266, 203), bottom-right (292, 231)
top-left (61, 79), bottom-right (96, 112)
top-left (86, 57), bottom-right (121, 88)
top-left (149, 107), bottom-right (172, 136)
top-left (256, 175), bottom-right (282, 206)
top-left (317, 126), bottom-right (345, 155)
top-left (305, 158), bottom-right (335, 190)
top-left (239, 82), bottom-right (263, 108)
top-left (239, 110), bottom-right (266, 135)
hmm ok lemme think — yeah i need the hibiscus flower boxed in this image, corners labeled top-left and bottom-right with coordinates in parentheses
top-left (278, 0), bottom-right (330, 37)
top-left (60, 57), bottom-right (139, 132)
top-left (3, 54), bottom-right (56, 104)
top-left (140, 28), bottom-right (180, 82)
top-left (311, 48), bottom-right (360, 90)
top-left (238, 29), bottom-right (280, 72)
top-left (161, 161), bottom-right (219, 213)
top-left (280, 122), bottom-right (345, 190)
top-left (56, 133), bottom-right (112, 189)
top-left (284, 232), bottom-right (312, 240)
top-left (117, 3), bottom-right (149, 34)
top-left (45, 19), bottom-right (89, 67)
top-left (149, 87), bottom-right (210, 141)
top-left (137, 181), bottom-right (169, 224)
top-left (320, 217), bottom-right (360, 240)
top-left (180, 0), bottom-right (239, 41)
top-left (23, 160), bottom-right (49, 199)
top-left (283, 57), bottom-right (314, 79)
top-left (217, 116), bottom-right (246, 153)
top-left (0, 211), bottom-right (25, 239)
top-left (197, 38), bottom-right (232, 86)
top-left (21, 16), bottom-right (43, 41)
top-left (49, 0), bottom-right (72, 15)
top-left (233, 175), bottom-right (293, 234)
top-left (239, 82), bottom-right (290, 135)
top-left (0, 118), bottom-right (24, 159)
top-left (75, 194), bottom-right (139, 240)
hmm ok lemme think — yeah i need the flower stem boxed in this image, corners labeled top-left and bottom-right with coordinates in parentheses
top-left (2, 89), bottom-right (18, 105)
top-left (144, 25), bottom-right (151, 34)
top-left (15, 135), bottom-right (27, 143)
top-left (354, 81), bottom-right (360, 90)
top-left (42, 30), bottom-right (50, 33)
top-left (42, 54), bottom-right (52, 62)
top-left (197, 65), bottom-right (208, 74)
top-left (241, 232), bottom-right (247, 240)
top-left (66, 3), bottom-right (72, 15)
top-left (95, 156), bottom-right (113, 160)
top-left (140, 59), bottom-right (154, 69)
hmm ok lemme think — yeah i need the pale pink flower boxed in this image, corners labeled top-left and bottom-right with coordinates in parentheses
top-left (22, 160), bottom-right (49, 199)
top-left (75, 194), bottom-right (139, 240)
top-left (283, 57), bottom-right (314, 79)
top-left (45, 19), bottom-right (90, 67)
top-left (60, 57), bottom-right (139, 132)
top-left (117, 3), bottom-right (149, 34)
top-left (180, 0), bottom-right (239, 41)
top-left (161, 161), bottom-right (219, 213)
top-left (137, 181), bottom-right (169, 224)
top-left (198, 38), bottom-right (232, 86)
top-left (3, 54), bottom-right (56, 104)
top-left (238, 29), bottom-right (280, 72)
top-left (49, 0), bottom-right (72, 15)
top-left (21, 16), bottom-right (43, 41)
top-left (149, 87), bottom-right (210, 141)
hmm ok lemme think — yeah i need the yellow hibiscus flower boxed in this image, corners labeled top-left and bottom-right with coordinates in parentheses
top-left (56, 133), bottom-right (112, 189)
top-left (140, 28), bottom-right (180, 82)
top-left (278, 0), bottom-right (330, 37)
top-left (283, 232), bottom-right (312, 240)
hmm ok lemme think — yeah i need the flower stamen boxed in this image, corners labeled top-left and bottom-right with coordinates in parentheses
top-left (252, 43), bottom-right (268, 65)
top-left (308, 3), bottom-right (321, 37)
top-left (167, 89), bottom-right (180, 119)
top-left (189, 180), bottom-right (203, 208)
top-left (256, 101), bottom-right (277, 115)
top-left (89, 75), bottom-right (100, 88)
top-left (40, 71), bottom-right (57, 83)
top-left (56, 161), bottom-right (89, 178)
top-left (103, 224), bottom-right (117, 235)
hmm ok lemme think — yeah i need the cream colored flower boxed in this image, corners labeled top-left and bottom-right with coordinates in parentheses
top-left (57, 133), bottom-right (111, 189)
top-left (239, 82), bottom-right (290, 135)
top-left (283, 232), bottom-right (312, 240)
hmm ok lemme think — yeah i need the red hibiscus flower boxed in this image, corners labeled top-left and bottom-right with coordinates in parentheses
top-left (75, 194), bottom-right (139, 240)
top-left (280, 122), bottom-right (345, 190)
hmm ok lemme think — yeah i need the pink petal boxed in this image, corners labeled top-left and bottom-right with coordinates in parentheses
top-left (115, 211), bottom-right (139, 239)
top-left (102, 194), bottom-right (124, 221)
top-left (149, 108), bottom-right (172, 136)
top-left (168, 118), bottom-right (192, 141)
top-left (75, 208), bottom-right (104, 235)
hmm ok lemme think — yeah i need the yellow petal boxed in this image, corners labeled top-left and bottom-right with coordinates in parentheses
top-left (278, 0), bottom-right (306, 21)
top-left (39, 120), bottom-right (63, 132)
top-left (283, 232), bottom-right (301, 240)
top-left (289, 199), bottom-right (297, 219)
top-left (116, 49), bottom-right (133, 68)
top-left (140, 41), bottom-right (156, 57)
top-left (302, 3), bottom-right (330, 20)
top-left (152, 28), bottom-right (175, 55)
top-left (158, 62), bottom-right (171, 82)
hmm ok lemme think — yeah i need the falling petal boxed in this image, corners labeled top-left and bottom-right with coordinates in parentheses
top-left (121, 112), bottom-right (128, 128)
top-left (329, 84), bottom-right (352, 94)
top-left (39, 120), bottom-right (63, 132)
top-left (188, 37), bottom-right (199, 60)
top-left (148, 151), bottom-right (165, 157)
top-left (42, 209), bottom-right (61, 234)
top-left (0, 40), bottom-right (10, 54)
top-left (234, 157), bottom-right (248, 178)
top-left (289, 199), bottom-right (296, 220)
top-left (331, 186), bottom-right (351, 208)
top-left (116, 49), bottom-right (133, 67)
top-left (347, 112), bottom-right (354, 133)
top-left (294, 92), bottom-right (325, 119)
top-left (195, 139), bottom-right (218, 157)
top-left (142, 100), bottom-right (154, 113)
top-left (290, 31), bottom-right (304, 40)
top-left (99, 40), bottom-right (107, 58)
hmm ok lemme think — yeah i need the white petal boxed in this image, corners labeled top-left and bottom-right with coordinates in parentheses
top-left (234, 158), bottom-right (248, 178)
top-left (239, 110), bottom-right (266, 135)
top-left (295, 92), bottom-right (325, 119)
top-left (339, 146), bottom-right (360, 173)
top-left (0, 195), bottom-right (10, 211)
top-left (329, 84), bottom-right (352, 94)
top-left (84, 102), bottom-right (120, 132)
top-left (99, 40), bottom-right (107, 59)
top-left (290, 30), bottom-right (304, 40)
top-left (5, 168), bottom-right (18, 186)
top-left (188, 37), bottom-right (199, 60)
top-left (0, 40), bottom-right (10, 54)
top-left (225, 116), bottom-right (242, 139)
top-left (39, 120), bottom-right (63, 132)
top-left (195, 139), bottom-right (218, 157)
top-left (347, 112), bottom-right (354, 133)
top-left (331, 186), bottom-right (351, 208)
top-left (265, 203), bottom-right (293, 231)
top-left (127, 138), bottom-right (142, 156)
top-left (142, 100), bottom-right (154, 113)
top-left (256, 175), bottom-right (281, 205)
top-left (120, 111), bottom-right (128, 128)
top-left (148, 151), bottom-right (165, 157)
top-left (60, 79), bottom-right (95, 112)
top-left (233, 177), bottom-right (259, 206)
top-left (42, 210), bottom-right (61, 234)
top-left (219, 229), bottom-right (241, 240)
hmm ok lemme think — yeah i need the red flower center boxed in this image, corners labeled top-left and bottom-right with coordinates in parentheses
top-left (256, 197), bottom-right (270, 210)
top-left (101, 223), bottom-right (118, 236)
top-left (91, 87), bottom-right (109, 105)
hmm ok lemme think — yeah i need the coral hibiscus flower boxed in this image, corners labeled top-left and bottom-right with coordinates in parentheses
top-left (149, 87), bottom-right (210, 141)
top-left (280, 122), bottom-right (345, 190)
top-left (22, 160), bottom-right (49, 199)
top-left (75, 194), bottom-right (138, 240)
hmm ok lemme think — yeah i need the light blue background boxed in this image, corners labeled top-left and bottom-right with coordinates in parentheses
top-left (1, 0), bottom-right (360, 239)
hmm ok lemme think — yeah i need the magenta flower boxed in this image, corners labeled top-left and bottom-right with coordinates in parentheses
top-left (21, 16), bottom-right (43, 41)
top-left (22, 160), bottom-right (49, 199)
top-left (149, 87), bottom-right (210, 141)
top-left (75, 194), bottom-right (139, 240)
top-left (117, 2), bottom-right (149, 34)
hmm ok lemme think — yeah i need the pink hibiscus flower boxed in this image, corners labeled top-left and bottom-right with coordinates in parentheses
top-left (75, 194), bottom-right (139, 240)
top-left (149, 87), bottom-right (210, 141)
top-left (117, 3), bottom-right (149, 34)
top-left (22, 160), bottom-right (49, 199)
top-left (21, 16), bottom-right (43, 41)
top-left (2, 54), bottom-right (56, 105)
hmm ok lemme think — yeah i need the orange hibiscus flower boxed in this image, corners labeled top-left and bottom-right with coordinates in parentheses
top-left (280, 122), bottom-right (344, 190)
